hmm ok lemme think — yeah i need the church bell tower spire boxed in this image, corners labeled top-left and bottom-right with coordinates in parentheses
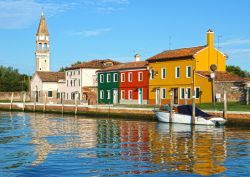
top-left (35, 11), bottom-right (50, 71)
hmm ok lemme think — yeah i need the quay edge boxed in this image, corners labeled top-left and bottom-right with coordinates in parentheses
top-left (0, 103), bottom-right (250, 126)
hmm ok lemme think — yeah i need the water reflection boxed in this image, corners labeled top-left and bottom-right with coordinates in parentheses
top-left (1, 112), bottom-right (250, 176)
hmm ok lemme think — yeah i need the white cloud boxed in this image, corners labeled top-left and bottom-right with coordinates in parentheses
top-left (71, 28), bottom-right (112, 37)
top-left (0, 0), bottom-right (75, 29)
top-left (219, 38), bottom-right (250, 46)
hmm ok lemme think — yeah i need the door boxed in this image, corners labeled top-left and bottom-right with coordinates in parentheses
top-left (173, 88), bottom-right (178, 104)
top-left (36, 91), bottom-right (39, 102)
top-left (156, 88), bottom-right (160, 105)
top-left (138, 88), bottom-right (143, 104)
top-left (248, 88), bottom-right (250, 105)
top-left (113, 89), bottom-right (118, 104)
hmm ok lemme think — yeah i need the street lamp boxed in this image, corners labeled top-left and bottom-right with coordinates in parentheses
top-left (210, 64), bottom-right (217, 107)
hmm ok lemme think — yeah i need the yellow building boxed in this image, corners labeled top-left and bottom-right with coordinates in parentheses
top-left (147, 29), bottom-right (226, 105)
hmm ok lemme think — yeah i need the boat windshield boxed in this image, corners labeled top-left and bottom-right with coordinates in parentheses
top-left (177, 105), bottom-right (212, 118)
top-left (159, 104), bottom-right (171, 112)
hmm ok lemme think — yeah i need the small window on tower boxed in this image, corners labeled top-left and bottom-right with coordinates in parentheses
top-left (45, 60), bottom-right (46, 63)
top-left (39, 43), bottom-right (42, 50)
top-left (44, 43), bottom-right (47, 50)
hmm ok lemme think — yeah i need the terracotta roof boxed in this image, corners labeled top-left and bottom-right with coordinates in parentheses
top-left (65, 59), bottom-right (121, 70)
top-left (36, 72), bottom-right (65, 82)
top-left (244, 78), bottom-right (250, 82)
top-left (147, 46), bottom-right (206, 61)
top-left (196, 71), bottom-right (244, 82)
top-left (97, 61), bottom-right (148, 72)
top-left (36, 14), bottom-right (49, 35)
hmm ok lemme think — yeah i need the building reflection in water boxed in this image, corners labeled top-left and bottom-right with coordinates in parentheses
top-left (30, 113), bottom-right (98, 165)
top-left (29, 113), bottom-right (226, 175)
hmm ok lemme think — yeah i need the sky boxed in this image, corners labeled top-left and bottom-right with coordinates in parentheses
top-left (0, 0), bottom-right (250, 75)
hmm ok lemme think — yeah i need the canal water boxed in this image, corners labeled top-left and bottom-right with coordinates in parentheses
top-left (0, 112), bottom-right (250, 177)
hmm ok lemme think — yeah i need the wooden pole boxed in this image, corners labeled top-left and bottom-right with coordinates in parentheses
top-left (10, 92), bottom-right (14, 111)
top-left (62, 94), bottom-right (64, 115)
top-left (74, 94), bottom-right (78, 115)
top-left (223, 91), bottom-right (227, 119)
top-left (192, 68), bottom-right (196, 125)
top-left (43, 93), bottom-right (47, 113)
top-left (33, 92), bottom-right (36, 112)
top-left (170, 90), bottom-right (173, 123)
top-left (23, 92), bottom-right (26, 111)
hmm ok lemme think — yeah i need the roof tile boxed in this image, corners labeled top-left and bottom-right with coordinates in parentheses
top-left (36, 71), bottom-right (65, 82)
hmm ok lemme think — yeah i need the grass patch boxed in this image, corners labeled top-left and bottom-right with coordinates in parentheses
top-left (197, 102), bottom-right (250, 112)
top-left (113, 104), bottom-right (159, 109)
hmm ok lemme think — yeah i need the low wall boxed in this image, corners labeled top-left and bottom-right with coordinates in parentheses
top-left (0, 92), bottom-right (31, 102)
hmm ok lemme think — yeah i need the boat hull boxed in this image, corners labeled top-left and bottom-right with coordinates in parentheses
top-left (154, 111), bottom-right (226, 126)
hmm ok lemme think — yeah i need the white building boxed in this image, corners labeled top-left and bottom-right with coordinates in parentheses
top-left (64, 59), bottom-right (120, 103)
top-left (31, 71), bottom-right (65, 103)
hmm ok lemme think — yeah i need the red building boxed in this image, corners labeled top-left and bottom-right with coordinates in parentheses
top-left (119, 60), bottom-right (148, 105)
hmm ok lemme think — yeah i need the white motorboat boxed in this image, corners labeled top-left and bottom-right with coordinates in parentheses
top-left (154, 105), bottom-right (227, 126)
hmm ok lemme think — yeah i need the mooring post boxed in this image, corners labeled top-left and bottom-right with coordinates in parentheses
top-left (223, 91), bottom-right (227, 119)
top-left (10, 92), bottom-right (14, 111)
top-left (43, 93), bottom-right (47, 113)
top-left (23, 92), bottom-right (26, 111)
top-left (170, 90), bottom-right (173, 123)
top-left (192, 94), bottom-right (196, 125)
top-left (74, 94), bottom-right (78, 115)
top-left (33, 92), bottom-right (36, 112)
top-left (62, 97), bottom-right (64, 115)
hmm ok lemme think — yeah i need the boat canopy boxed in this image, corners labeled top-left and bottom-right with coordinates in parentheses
top-left (177, 105), bottom-right (212, 118)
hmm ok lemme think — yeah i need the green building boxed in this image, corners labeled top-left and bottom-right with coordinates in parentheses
top-left (97, 69), bottom-right (120, 104)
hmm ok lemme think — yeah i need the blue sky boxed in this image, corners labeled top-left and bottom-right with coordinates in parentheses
top-left (0, 0), bottom-right (250, 75)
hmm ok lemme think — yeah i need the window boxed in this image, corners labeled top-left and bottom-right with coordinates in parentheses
top-left (121, 73), bottom-right (125, 82)
top-left (48, 91), bottom-right (52, 97)
top-left (74, 80), bottom-right (76, 86)
top-left (107, 74), bottom-right (111, 83)
top-left (70, 80), bottom-right (73, 86)
top-left (138, 72), bottom-right (143, 81)
top-left (186, 66), bottom-right (191, 78)
top-left (39, 43), bottom-right (42, 50)
top-left (161, 68), bottom-right (166, 79)
top-left (128, 72), bottom-right (132, 82)
top-left (107, 90), bottom-right (111, 99)
top-left (180, 88), bottom-right (185, 99)
top-left (128, 90), bottom-right (133, 100)
top-left (150, 69), bottom-right (154, 80)
top-left (121, 90), bottom-right (125, 99)
top-left (162, 88), bottom-right (166, 99)
top-left (78, 70), bottom-right (80, 75)
top-left (71, 93), bottom-right (75, 100)
top-left (100, 74), bottom-right (104, 83)
top-left (67, 80), bottom-right (68, 87)
top-left (175, 67), bottom-right (180, 78)
top-left (186, 88), bottom-right (191, 99)
top-left (195, 87), bottom-right (200, 99)
top-left (79, 79), bottom-right (80, 86)
top-left (67, 72), bottom-right (68, 76)
top-left (100, 90), bottom-right (104, 99)
top-left (44, 43), bottom-right (47, 50)
top-left (113, 73), bottom-right (118, 82)
top-left (45, 60), bottom-right (46, 63)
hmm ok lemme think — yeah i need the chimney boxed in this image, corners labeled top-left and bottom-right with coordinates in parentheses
top-left (207, 29), bottom-right (214, 48)
top-left (134, 54), bottom-right (141, 62)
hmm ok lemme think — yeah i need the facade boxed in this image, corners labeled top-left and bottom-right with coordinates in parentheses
top-left (97, 57), bottom-right (148, 105)
top-left (64, 59), bottom-right (120, 104)
top-left (147, 29), bottom-right (227, 105)
top-left (245, 78), bottom-right (250, 104)
top-left (35, 12), bottom-right (50, 72)
top-left (97, 70), bottom-right (120, 104)
top-left (30, 72), bottom-right (65, 103)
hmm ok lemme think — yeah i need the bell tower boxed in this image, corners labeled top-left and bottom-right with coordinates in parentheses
top-left (35, 12), bottom-right (50, 71)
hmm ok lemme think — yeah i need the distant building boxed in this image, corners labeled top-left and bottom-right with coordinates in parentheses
top-left (64, 59), bottom-right (121, 104)
top-left (146, 29), bottom-right (228, 104)
top-left (245, 78), bottom-right (250, 104)
top-left (97, 55), bottom-right (148, 105)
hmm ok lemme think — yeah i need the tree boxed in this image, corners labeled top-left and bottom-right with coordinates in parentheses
top-left (0, 65), bottom-right (30, 92)
top-left (226, 65), bottom-right (250, 78)
top-left (71, 61), bottom-right (82, 66)
top-left (58, 67), bottom-right (65, 72)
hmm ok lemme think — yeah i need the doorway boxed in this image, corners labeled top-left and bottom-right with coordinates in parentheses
top-left (173, 88), bottom-right (179, 104)
top-left (113, 89), bottom-right (118, 104)
top-left (156, 88), bottom-right (160, 105)
top-left (138, 88), bottom-right (143, 104)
